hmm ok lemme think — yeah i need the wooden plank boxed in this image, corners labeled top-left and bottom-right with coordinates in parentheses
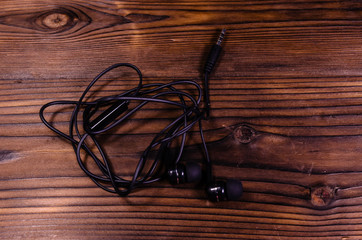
top-left (1, 0), bottom-right (362, 239)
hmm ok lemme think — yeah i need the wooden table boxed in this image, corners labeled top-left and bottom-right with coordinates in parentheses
top-left (1, 0), bottom-right (362, 239)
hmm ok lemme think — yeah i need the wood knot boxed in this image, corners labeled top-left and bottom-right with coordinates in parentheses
top-left (35, 8), bottom-right (81, 33)
top-left (42, 12), bottom-right (71, 29)
top-left (310, 186), bottom-right (335, 208)
top-left (233, 125), bottom-right (256, 144)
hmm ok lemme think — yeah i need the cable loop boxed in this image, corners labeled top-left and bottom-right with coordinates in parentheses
top-left (39, 63), bottom-right (210, 196)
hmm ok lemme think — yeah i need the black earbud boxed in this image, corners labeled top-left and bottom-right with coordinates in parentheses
top-left (168, 161), bottom-right (202, 185)
top-left (207, 179), bottom-right (243, 202)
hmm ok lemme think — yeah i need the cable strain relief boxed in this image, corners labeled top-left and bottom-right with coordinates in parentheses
top-left (204, 44), bottom-right (222, 74)
top-left (204, 61), bottom-right (214, 74)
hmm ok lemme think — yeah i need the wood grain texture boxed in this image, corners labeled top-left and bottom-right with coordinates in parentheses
top-left (1, 0), bottom-right (362, 239)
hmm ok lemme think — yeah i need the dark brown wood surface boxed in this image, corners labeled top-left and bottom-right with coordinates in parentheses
top-left (1, 0), bottom-right (362, 239)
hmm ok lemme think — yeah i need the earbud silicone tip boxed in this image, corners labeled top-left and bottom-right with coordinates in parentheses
top-left (185, 162), bottom-right (202, 183)
top-left (225, 179), bottom-right (243, 201)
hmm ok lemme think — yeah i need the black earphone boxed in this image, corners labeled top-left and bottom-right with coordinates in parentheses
top-left (39, 29), bottom-right (243, 202)
top-left (167, 161), bottom-right (202, 185)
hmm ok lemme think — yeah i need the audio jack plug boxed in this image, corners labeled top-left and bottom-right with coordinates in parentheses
top-left (203, 29), bottom-right (226, 119)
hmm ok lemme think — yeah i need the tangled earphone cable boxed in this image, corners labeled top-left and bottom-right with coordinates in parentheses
top-left (40, 30), bottom-right (243, 201)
